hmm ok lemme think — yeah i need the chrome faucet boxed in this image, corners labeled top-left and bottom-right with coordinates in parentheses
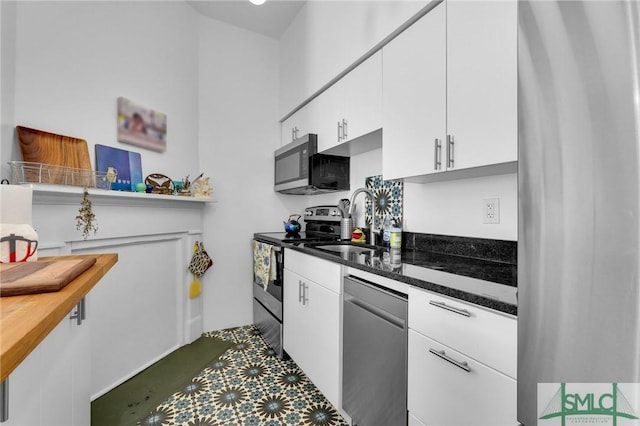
top-left (348, 187), bottom-right (376, 246)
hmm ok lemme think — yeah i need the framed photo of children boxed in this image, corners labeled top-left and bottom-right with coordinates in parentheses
top-left (117, 97), bottom-right (167, 152)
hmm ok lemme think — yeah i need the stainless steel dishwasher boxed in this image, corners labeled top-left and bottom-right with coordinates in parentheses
top-left (342, 275), bottom-right (408, 426)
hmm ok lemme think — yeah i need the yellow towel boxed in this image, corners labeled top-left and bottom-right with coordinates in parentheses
top-left (253, 240), bottom-right (276, 290)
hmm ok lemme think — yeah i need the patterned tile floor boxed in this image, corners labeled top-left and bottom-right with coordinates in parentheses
top-left (137, 325), bottom-right (349, 426)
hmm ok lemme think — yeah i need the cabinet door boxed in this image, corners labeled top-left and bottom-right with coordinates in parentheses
top-left (446, 0), bottom-right (517, 170)
top-left (339, 51), bottom-right (383, 148)
top-left (382, 2), bottom-right (446, 180)
top-left (3, 338), bottom-right (43, 426)
top-left (408, 288), bottom-right (517, 379)
top-left (4, 306), bottom-right (90, 426)
top-left (283, 268), bottom-right (341, 408)
top-left (283, 268), bottom-right (309, 363)
top-left (408, 330), bottom-right (517, 426)
top-left (281, 101), bottom-right (314, 147)
top-left (39, 314), bottom-right (75, 426)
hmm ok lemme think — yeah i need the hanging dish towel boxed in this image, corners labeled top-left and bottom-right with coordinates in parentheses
top-left (253, 240), bottom-right (276, 290)
top-left (188, 241), bottom-right (213, 277)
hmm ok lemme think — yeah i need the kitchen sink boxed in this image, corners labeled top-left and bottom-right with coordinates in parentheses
top-left (310, 243), bottom-right (379, 257)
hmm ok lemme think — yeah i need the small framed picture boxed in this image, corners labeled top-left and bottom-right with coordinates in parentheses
top-left (117, 97), bottom-right (167, 152)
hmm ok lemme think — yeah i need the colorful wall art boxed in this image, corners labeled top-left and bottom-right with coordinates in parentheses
top-left (365, 175), bottom-right (404, 229)
top-left (117, 97), bottom-right (167, 152)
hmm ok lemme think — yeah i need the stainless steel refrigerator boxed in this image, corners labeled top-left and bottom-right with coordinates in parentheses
top-left (518, 1), bottom-right (640, 425)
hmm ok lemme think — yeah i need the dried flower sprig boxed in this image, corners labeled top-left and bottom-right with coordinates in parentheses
top-left (76, 188), bottom-right (98, 239)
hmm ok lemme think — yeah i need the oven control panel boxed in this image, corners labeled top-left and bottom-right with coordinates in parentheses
top-left (304, 206), bottom-right (341, 222)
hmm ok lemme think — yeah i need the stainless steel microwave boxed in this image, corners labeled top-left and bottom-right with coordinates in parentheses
top-left (274, 134), bottom-right (350, 195)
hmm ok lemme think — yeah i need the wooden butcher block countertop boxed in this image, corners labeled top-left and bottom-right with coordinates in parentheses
top-left (0, 253), bottom-right (118, 382)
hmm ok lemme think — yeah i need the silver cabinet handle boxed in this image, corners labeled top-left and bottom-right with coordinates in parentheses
top-left (69, 297), bottom-right (87, 325)
top-left (292, 127), bottom-right (295, 142)
top-left (429, 348), bottom-right (471, 372)
top-left (429, 300), bottom-right (471, 317)
top-left (303, 283), bottom-right (309, 305)
top-left (0, 379), bottom-right (8, 422)
top-left (337, 121), bottom-right (343, 143)
top-left (298, 280), bottom-right (309, 305)
top-left (447, 134), bottom-right (454, 168)
top-left (342, 118), bottom-right (348, 140)
top-left (434, 139), bottom-right (442, 170)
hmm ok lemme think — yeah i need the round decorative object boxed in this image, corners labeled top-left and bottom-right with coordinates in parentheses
top-left (135, 182), bottom-right (146, 193)
top-left (144, 173), bottom-right (174, 195)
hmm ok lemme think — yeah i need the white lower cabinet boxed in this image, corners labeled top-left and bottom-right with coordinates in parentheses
top-left (4, 302), bottom-right (90, 426)
top-left (408, 330), bottom-right (516, 426)
top-left (407, 287), bottom-right (517, 426)
top-left (283, 249), bottom-right (342, 410)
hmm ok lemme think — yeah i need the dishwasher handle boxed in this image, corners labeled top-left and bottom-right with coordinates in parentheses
top-left (344, 294), bottom-right (406, 331)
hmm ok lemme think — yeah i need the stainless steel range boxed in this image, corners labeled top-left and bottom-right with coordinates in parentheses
top-left (252, 205), bottom-right (341, 358)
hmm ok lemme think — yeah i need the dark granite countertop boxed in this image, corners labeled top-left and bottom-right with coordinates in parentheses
top-left (285, 242), bottom-right (517, 316)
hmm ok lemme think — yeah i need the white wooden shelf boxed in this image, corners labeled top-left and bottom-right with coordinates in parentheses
top-left (21, 183), bottom-right (216, 208)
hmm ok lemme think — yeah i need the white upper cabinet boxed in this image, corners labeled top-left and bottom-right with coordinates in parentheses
top-left (383, 0), bottom-right (517, 181)
top-left (382, 2), bottom-right (447, 180)
top-left (280, 100), bottom-right (317, 147)
top-left (317, 51), bottom-right (383, 153)
top-left (446, 0), bottom-right (518, 170)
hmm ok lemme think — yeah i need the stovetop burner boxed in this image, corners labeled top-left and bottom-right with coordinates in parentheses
top-left (255, 205), bottom-right (343, 245)
top-left (254, 231), bottom-right (339, 244)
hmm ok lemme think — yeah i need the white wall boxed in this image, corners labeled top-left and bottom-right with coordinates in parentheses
top-left (198, 16), bottom-right (307, 331)
top-left (1, 0), bottom-right (306, 333)
top-left (404, 173), bottom-right (518, 240)
top-left (8, 1), bottom-right (200, 180)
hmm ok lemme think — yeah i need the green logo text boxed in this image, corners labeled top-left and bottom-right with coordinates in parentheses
top-left (540, 383), bottom-right (639, 425)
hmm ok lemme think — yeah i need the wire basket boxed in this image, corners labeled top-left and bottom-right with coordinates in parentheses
top-left (8, 161), bottom-right (111, 190)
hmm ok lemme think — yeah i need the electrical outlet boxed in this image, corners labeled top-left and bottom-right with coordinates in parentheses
top-left (483, 198), bottom-right (500, 224)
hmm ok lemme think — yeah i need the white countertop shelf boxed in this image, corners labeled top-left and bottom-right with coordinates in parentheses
top-left (21, 183), bottom-right (216, 208)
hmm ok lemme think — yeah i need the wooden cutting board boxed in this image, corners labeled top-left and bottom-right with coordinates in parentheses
top-left (16, 126), bottom-right (92, 171)
top-left (0, 258), bottom-right (97, 297)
